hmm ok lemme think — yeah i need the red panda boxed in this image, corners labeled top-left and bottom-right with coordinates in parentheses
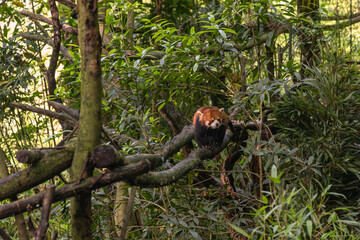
top-left (193, 106), bottom-right (228, 149)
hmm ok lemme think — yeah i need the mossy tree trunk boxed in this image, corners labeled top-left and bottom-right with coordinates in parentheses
top-left (297, 0), bottom-right (320, 79)
top-left (70, 0), bottom-right (102, 238)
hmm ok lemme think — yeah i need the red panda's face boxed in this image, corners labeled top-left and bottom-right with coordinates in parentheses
top-left (193, 106), bottom-right (228, 129)
top-left (204, 117), bottom-right (223, 129)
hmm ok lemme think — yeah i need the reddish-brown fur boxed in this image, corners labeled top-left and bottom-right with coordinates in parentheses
top-left (193, 106), bottom-right (228, 127)
top-left (193, 106), bottom-right (228, 149)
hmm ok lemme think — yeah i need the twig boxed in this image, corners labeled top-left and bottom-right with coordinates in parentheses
top-left (55, 125), bottom-right (78, 147)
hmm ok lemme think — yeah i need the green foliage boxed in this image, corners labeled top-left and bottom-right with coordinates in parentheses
top-left (133, 185), bottom-right (237, 239)
top-left (1, 0), bottom-right (360, 239)
top-left (231, 171), bottom-right (360, 239)
top-left (273, 53), bottom-right (360, 206)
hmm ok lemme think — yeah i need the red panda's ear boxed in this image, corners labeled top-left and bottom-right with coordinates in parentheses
top-left (219, 108), bottom-right (224, 113)
top-left (197, 111), bottom-right (203, 120)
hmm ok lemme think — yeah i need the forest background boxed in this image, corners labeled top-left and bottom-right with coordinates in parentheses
top-left (0, 0), bottom-right (359, 239)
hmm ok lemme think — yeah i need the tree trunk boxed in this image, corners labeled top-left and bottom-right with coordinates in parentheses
top-left (70, 0), bottom-right (102, 238)
top-left (297, 0), bottom-right (320, 79)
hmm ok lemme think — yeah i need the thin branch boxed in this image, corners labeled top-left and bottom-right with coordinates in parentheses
top-left (32, 19), bottom-right (50, 38)
top-left (56, 0), bottom-right (76, 8)
top-left (47, 0), bottom-right (61, 100)
top-left (9, 102), bottom-right (77, 126)
top-left (322, 11), bottom-right (360, 21)
top-left (20, 10), bottom-right (78, 35)
top-left (48, 101), bottom-right (79, 120)
top-left (319, 14), bottom-right (360, 29)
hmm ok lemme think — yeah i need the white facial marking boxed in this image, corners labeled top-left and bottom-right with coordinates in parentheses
top-left (210, 119), bottom-right (221, 129)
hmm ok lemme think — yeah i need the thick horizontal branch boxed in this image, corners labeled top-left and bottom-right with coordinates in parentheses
top-left (125, 125), bottom-right (194, 167)
top-left (0, 147), bottom-right (74, 201)
top-left (90, 145), bottom-right (125, 168)
top-left (0, 121), bottom-right (255, 200)
top-left (0, 125), bottom-right (193, 200)
top-left (9, 102), bottom-right (77, 126)
top-left (129, 130), bottom-right (233, 187)
top-left (0, 160), bottom-right (150, 219)
top-left (16, 149), bottom-right (47, 164)
top-left (20, 10), bottom-right (78, 35)
top-left (0, 127), bottom-right (236, 218)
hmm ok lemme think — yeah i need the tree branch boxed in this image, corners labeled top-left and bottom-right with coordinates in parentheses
top-left (56, 0), bottom-right (76, 8)
top-left (0, 160), bottom-right (150, 220)
top-left (322, 12), bottom-right (360, 21)
top-left (0, 125), bottom-right (193, 201)
top-left (0, 146), bottom-right (75, 201)
top-left (48, 101), bottom-right (79, 120)
top-left (18, 33), bottom-right (72, 60)
top-left (0, 120), bottom-right (257, 201)
top-left (129, 130), bottom-right (233, 187)
top-left (9, 102), bottom-right (77, 126)
top-left (319, 13), bottom-right (360, 29)
top-left (20, 9), bottom-right (78, 35)
top-left (46, 0), bottom-right (61, 101)
top-left (35, 185), bottom-right (55, 240)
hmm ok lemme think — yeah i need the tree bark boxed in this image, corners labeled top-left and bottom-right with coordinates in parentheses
top-left (297, 0), bottom-right (320, 79)
top-left (0, 146), bottom-right (75, 201)
top-left (0, 160), bottom-right (150, 220)
top-left (70, 0), bottom-right (102, 238)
